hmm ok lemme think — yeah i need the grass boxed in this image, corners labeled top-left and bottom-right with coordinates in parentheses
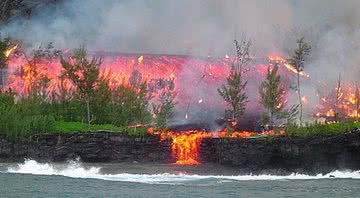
top-left (53, 121), bottom-right (148, 136)
top-left (286, 121), bottom-right (360, 137)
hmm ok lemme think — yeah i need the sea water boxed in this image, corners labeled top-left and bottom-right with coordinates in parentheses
top-left (0, 159), bottom-right (359, 198)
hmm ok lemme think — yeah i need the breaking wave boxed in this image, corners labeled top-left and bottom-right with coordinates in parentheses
top-left (4, 159), bottom-right (360, 184)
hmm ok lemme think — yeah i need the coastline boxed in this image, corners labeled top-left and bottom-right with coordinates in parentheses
top-left (1, 129), bottom-right (359, 175)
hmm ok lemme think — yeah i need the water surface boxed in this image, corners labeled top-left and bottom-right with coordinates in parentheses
top-left (1, 160), bottom-right (359, 198)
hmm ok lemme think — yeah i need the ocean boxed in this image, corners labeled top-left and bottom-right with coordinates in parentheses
top-left (0, 160), bottom-right (359, 198)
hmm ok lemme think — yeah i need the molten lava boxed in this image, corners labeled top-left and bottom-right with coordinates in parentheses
top-left (170, 131), bottom-right (206, 165)
top-left (159, 130), bottom-right (285, 165)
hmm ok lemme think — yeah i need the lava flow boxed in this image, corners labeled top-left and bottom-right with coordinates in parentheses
top-left (158, 130), bottom-right (284, 165)
top-left (170, 131), bottom-right (207, 165)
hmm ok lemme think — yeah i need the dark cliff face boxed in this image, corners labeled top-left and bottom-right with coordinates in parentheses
top-left (0, 131), bottom-right (173, 163)
top-left (200, 129), bottom-right (360, 174)
top-left (1, 130), bottom-right (360, 174)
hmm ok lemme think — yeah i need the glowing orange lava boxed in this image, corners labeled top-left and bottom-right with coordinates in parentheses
top-left (159, 130), bottom-right (285, 165)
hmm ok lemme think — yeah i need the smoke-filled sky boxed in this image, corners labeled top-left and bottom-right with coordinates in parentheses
top-left (2, 0), bottom-right (360, 126)
top-left (1, 0), bottom-right (359, 57)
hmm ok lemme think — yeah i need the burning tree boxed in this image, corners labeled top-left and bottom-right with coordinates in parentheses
top-left (21, 43), bottom-right (61, 96)
top-left (259, 64), bottom-right (285, 128)
top-left (60, 46), bottom-right (101, 125)
top-left (288, 37), bottom-right (311, 126)
top-left (355, 84), bottom-right (360, 121)
top-left (218, 39), bottom-right (251, 128)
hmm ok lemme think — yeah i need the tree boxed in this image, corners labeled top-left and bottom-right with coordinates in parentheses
top-left (22, 43), bottom-right (61, 96)
top-left (60, 46), bottom-right (101, 125)
top-left (218, 39), bottom-right (251, 128)
top-left (334, 73), bottom-right (342, 122)
top-left (111, 81), bottom-right (152, 127)
top-left (355, 84), bottom-right (360, 121)
top-left (288, 37), bottom-right (311, 126)
top-left (91, 72), bottom-right (112, 124)
top-left (0, 38), bottom-right (9, 69)
top-left (152, 79), bottom-right (176, 129)
top-left (259, 64), bottom-right (285, 128)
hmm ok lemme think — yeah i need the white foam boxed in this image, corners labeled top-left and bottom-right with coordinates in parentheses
top-left (4, 159), bottom-right (360, 184)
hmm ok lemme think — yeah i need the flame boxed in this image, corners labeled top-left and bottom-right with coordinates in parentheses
top-left (5, 45), bottom-right (18, 58)
top-left (326, 109), bottom-right (336, 117)
top-left (138, 55), bottom-right (144, 64)
top-left (302, 96), bottom-right (308, 104)
top-left (169, 72), bottom-right (176, 80)
top-left (316, 84), bottom-right (360, 120)
top-left (198, 99), bottom-right (203, 104)
top-left (268, 55), bottom-right (310, 77)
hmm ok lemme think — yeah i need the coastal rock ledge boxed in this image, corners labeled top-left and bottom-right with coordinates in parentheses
top-left (1, 130), bottom-right (360, 174)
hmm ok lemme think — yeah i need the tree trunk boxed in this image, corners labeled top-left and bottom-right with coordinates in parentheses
top-left (297, 73), bottom-right (303, 126)
top-left (269, 110), bottom-right (273, 129)
top-left (86, 96), bottom-right (91, 125)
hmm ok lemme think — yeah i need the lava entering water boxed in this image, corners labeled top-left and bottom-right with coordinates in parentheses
top-left (162, 130), bottom-right (284, 165)
top-left (170, 132), bottom-right (207, 165)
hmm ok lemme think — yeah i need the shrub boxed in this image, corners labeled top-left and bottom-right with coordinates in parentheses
top-left (285, 122), bottom-right (360, 137)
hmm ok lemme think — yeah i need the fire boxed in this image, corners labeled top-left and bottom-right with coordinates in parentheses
top-left (268, 55), bottom-right (310, 77)
top-left (198, 99), bottom-right (203, 104)
top-left (316, 83), bottom-right (360, 120)
top-left (5, 45), bottom-right (18, 58)
top-left (326, 109), bottom-right (336, 117)
top-left (138, 55), bottom-right (144, 64)
top-left (302, 96), bottom-right (308, 104)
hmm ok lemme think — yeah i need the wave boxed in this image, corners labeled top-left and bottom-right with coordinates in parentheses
top-left (4, 159), bottom-right (360, 184)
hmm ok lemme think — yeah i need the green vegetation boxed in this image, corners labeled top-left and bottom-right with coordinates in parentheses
top-left (1, 40), bottom-right (359, 143)
top-left (0, 37), bottom-right (10, 69)
top-left (259, 65), bottom-right (285, 127)
top-left (0, 91), bottom-right (56, 141)
top-left (286, 122), bottom-right (360, 137)
top-left (288, 37), bottom-right (311, 126)
top-left (0, 45), bottom-right (173, 142)
top-left (152, 80), bottom-right (176, 129)
top-left (218, 39), bottom-right (251, 128)
top-left (61, 46), bottom-right (102, 125)
top-left (54, 121), bottom-right (147, 136)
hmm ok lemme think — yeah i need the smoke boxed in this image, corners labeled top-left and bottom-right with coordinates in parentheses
top-left (2, 0), bottom-right (360, 127)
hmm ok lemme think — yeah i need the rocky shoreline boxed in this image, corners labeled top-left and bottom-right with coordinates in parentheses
top-left (1, 129), bottom-right (359, 174)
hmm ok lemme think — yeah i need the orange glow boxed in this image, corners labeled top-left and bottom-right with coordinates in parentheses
top-left (138, 55), bottom-right (144, 64)
top-left (302, 96), bottom-right (308, 104)
top-left (5, 45), bottom-right (18, 58)
top-left (156, 129), bottom-right (285, 165)
top-left (316, 84), bottom-right (360, 120)
top-left (268, 55), bottom-right (310, 77)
